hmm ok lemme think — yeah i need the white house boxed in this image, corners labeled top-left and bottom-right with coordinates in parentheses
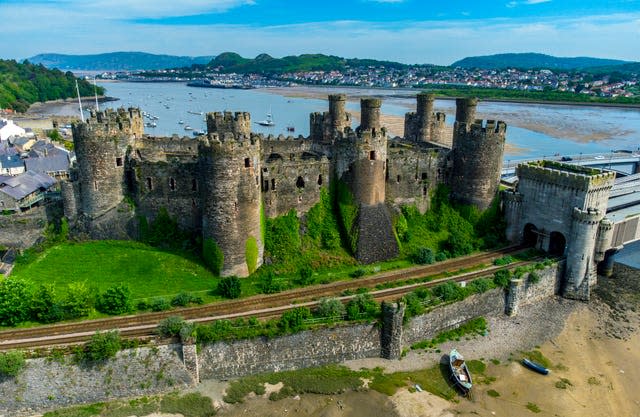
top-left (0, 119), bottom-right (26, 141)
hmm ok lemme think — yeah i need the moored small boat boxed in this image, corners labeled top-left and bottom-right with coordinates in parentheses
top-left (449, 349), bottom-right (473, 393)
top-left (522, 358), bottom-right (550, 375)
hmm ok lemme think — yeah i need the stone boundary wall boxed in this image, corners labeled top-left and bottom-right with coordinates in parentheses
top-left (0, 345), bottom-right (194, 417)
top-left (198, 323), bottom-right (381, 380)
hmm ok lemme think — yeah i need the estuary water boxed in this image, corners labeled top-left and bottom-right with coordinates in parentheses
top-left (98, 82), bottom-right (640, 160)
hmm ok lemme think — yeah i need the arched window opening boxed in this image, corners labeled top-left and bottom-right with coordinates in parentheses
top-left (296, 176), bottom-right (305, 189)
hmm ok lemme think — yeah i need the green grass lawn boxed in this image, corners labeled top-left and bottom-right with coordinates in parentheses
top-left (11, 240), bottom-right (218, 302)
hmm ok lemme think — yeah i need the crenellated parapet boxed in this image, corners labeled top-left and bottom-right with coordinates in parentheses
top-left (516, 161), bottom-right (615, 192)
top-left (404, 93), bottom-right (448, 144)
top-left (310, 94), bottom-right (352, 144)
top-left (206, 111), bottom-right (251, 137)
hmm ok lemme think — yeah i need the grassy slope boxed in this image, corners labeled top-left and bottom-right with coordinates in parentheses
top-left (10, 241), bottom-right (217, 301)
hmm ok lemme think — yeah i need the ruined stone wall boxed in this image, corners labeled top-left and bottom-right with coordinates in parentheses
top-left (450, 120), bottom-right (506, 210)
top-left (132, 159), bottom-right (201, 233)
top-left (261, 154), bottom-right (330, 219)
top-left (385, 142), bottom-right (447, 213)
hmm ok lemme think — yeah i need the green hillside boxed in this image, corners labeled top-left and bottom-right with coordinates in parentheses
top-left (208, 52), bottom-right (408, 74)
top-left (452, 53), bottom-right (631, 70)
top-left (29, 52), bottom-right (215, 71)
top-left (0, 59), bottom-right (104, 113)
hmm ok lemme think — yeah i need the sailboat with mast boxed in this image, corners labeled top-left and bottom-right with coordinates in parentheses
top-left (256, 107), bottom-right (275, 127)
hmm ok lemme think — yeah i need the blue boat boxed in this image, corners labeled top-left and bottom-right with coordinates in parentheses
top-left (522, 358), bottom-right (550, 375)
top-left (449, 349), bottom-right (473, 393)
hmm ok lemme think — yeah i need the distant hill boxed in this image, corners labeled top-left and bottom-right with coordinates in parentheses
top-left (208, 52), bottom-right (408, 74)
top-left (452, 53), bottom-right (631, 70)
top-left (0, 59), bottom-right (104, 113)
top-left (28, 52), bottom-right (215, 71)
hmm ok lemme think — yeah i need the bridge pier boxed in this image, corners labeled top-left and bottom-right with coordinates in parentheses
top-left (598, 247), bottom-right (620, 277)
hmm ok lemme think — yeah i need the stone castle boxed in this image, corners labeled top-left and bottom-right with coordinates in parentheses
top-left (62, 94), bottom-right (507, 277)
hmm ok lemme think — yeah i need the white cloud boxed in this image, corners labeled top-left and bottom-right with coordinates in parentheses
top-left (1, 6), bottom-right (639, 65)
top-left (525, 0), bottom-right (552, 3)
top-left (507, 0), bottom-right (552, 7)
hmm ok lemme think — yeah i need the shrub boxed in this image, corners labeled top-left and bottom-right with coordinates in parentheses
top-left (171, 292), bottom-right (203, 307)
top-left (346, 293), bottom-right (379, 320)
top-left (297, 265), bottom-right (314, 285)
top-left (413, 247), bottom-right (434, 264)
top-left (467, 278), bottom-right (494, 294)
top-left (278, 307), bottom-right (311, 332)
top-left (317, 298), bottom-right (346, 319)
top-left (403, 292), bottom-right (425, 320)
top-left (157, 316), bottom-right (186, 338)
top-left (493, 255), bottom-right (514, 266)
top-left (258, 271), bottom-right (281, 294)
top-left (528, 271), bottom-right (540, 284)
top-left (435, 251), bottom-right (448, 262)
top-left (62, 281), bottom-right (94, 319)
top-left (265, 210), bottom-right (301, 262)
top-left (0, 277), bottom-right (32, 326)
top-left (350, 268), bottom-right (366, 278)
top-left (433, 282), bottom-right (465, 302)
top-left (0, 350), bottom-right (26, 377)
top-left (80, 331), bottom-right (121, 362)
top-left (493, 270), bottom-right (511, 288)
top-left (31, 284), bottom-right (64, 323)
top-left (203, 238), bottom-right (224, 275)
top-left (217, 276), bottom-right (241, 299)
top-left (96, 284), bottom-right (132, 315)
top-left (150, 298), bottom-right (171, 312)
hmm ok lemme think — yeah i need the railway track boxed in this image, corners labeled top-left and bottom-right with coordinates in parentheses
top-left (0, 245), bottom-right (531, 350)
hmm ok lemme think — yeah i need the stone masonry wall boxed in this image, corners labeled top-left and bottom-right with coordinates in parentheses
top-left (0, 345), bottom-right (193, 417)
top-left (198, 323), bottom-right (381, 380)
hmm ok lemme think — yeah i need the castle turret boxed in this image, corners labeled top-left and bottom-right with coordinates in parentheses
top-left (455, 97), bottom-right (478, 126)
top-left (310, 94), bottom-right (351, 144)
top-left (199, 122), bottom-right (263, 277)
top-left (360, 97), bottom-right (382, 132)
top-left (206, 112), bottom-right (251, 137)
top-left (71, 108), bottom-right (142, 219)
top-left (450, 119), bottom-right (506, 210)
top-left (564, 208), bottom-right (603, 300)
top-left (404, 93), bottom-right (448, 144)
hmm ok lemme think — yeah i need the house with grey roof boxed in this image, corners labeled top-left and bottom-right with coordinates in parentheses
top-left (0, 170), bottom-right (56, 212)
top-left (24, 153), bottom-right (70, 180)
top-left (0, 153), bottom-right (25, 176)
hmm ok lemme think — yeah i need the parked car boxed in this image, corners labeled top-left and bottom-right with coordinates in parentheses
top-left (561, 156), bottom-right (573, 161)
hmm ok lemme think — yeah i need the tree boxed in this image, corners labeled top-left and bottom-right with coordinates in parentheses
top-left (413, 247), bottom-right (434, 264)
top-left (217, 276), bottom-right (241, 299)
top-left (278, 307), bottom-right (311, 332)
top-left (96, 284), bottom-right (131, 315)
top-left (62, 281), bottom-right (94, 319)
top-left (317, 297), bottom-right (346, 319)
top-left (31, 284), bottom-right (63, 323)
top-left (0, 277), bottom-right (32, 326)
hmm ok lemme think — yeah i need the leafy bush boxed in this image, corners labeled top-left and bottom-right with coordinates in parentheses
top-left (62, 281), bottom-right (94, 319)
top-left (493, 270), bottom-right (511, 288)
top-left (0, 350), bottom-right (26, 377)
top-left (258, 271), bottom-right (282, 294)
top-left (96, 284), bottom-right (132, 315)
top-left (278, 307), bottom-right (311, 332)
top-left (346, 293), bottom-right (379, 320)
top-left (297, 265), bottom-right (314, 285)
top-left (413, 247), bottom-right (434, 264)
top-left (493, 255), bottom-right (514, 266)
top-left (467, 278), bottom-right (495, 294)
top-left (160, 392), bottom-right (217, 417)
top-left (150, 298), bottom-right (171, 312)
top-left (0, 277), bottom-right (32, 326)
top-left (265, 210), bottom-right (301, 262)
top-left (217, 276), bottom-right (241, 299)
top-left (157, 316), bottom-right (186, 338)
top-left (80, 331), bottom-right (121, 362)
top-left (435, 251), bottom-right (448, 262)
top-left (403, 292), bottom-right (426, 320)
top-left (528, 271), bottom-right (541, 284)
top-left (202, 238), bottom-right (224, 276)
top-left (350, 268), bottom-right (366, 278)
top-left (316, 298), bottom-right (346, 319)
top-left (31, 284), bottom-right (64, 323)
top-left (171, 292), bottom-right (203, 307)
top-left (305, 188), bottom-right (341, 250)
top-left (433, 282), bottom-right (465, 302)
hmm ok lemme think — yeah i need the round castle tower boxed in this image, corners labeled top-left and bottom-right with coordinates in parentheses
top-left (450, 98), bottom-right (506, 210)
top-left (353, 98), bottom-right (387, 205)
top-left (71, 108), bottom-right (142, 218)
top-left (564, 208), bottom-right (603, 300)
top-left (310, 94), bottom-right (351, 144)
top-left (200, 112), bottom-right (263, 277)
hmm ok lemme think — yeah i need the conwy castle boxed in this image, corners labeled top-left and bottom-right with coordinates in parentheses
top-left (62, 94), bottom-right (616, 301)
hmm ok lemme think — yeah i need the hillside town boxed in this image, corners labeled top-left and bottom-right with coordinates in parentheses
top-left (101, 65), bottom-right (639, 98)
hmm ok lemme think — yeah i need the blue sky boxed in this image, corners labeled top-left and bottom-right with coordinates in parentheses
top-left (1, 0), bottom-right (639, 64)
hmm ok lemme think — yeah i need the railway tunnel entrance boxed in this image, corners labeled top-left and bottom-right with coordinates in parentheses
top-left (548, 231), bottom-right (567, 256)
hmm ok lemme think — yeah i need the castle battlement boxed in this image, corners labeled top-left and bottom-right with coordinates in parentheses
top-left (517, 161), bottom-right (616, 191)
top-left (455, 120), bottom-right (507, 137)
top-left (260, 134), bottom-right (308, 142)
top-left (73, 107), bottom-right (143, 138)
top-left (572, 207), bottom-right (603, 224)
top-left (206, 111), bottom-right (252, 136)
